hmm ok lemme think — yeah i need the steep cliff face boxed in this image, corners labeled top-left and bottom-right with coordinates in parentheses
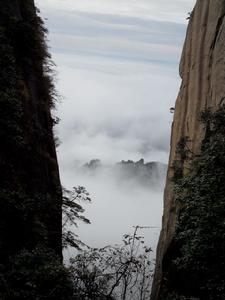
top-left (0, 0), bottom-right (62, 260)
top-left (151, 0), bottom-right (225, 298)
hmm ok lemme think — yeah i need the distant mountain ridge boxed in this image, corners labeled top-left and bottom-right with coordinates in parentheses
top-left (81, 159), bottom-right (167, 189)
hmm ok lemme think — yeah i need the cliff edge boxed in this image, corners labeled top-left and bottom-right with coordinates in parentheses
top-left (151, 0), bottom-right (225, 298)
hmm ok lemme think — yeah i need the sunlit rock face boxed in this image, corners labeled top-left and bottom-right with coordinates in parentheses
top-left (151, 0), bottom-right (225, 298)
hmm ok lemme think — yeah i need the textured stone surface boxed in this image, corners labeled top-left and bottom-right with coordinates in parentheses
top-left (151, 0), bottom-right (225, 298)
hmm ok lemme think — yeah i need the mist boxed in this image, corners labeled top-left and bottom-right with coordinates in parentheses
top-left (35, 0), bottom-right (196, 260)
top-left (62, 160), bottom-right (166, 260)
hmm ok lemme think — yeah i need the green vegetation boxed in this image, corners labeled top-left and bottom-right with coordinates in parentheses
top-left (0, 185), bottom-right (91, 300)
top-left (0, 188), bottom-right (154, 300)
top-left (0, 247), bottom-right (73, 300)
top-left (161, 106), bottom-right (225, 300)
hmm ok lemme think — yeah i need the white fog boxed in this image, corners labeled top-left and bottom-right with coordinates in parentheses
top-left (36, 0), bottom-right (196, 258)
top-left (62, 159), bottom-right (166, 259)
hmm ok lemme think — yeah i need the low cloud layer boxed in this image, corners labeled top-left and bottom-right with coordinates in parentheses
top-left (62, 161), bottom-right (166, 250)
top-left (36, 1), bottom-right (195, 168)
top-left (35, 0), bottom-right (196, 249)
top-left (36, 0), bottom-right (196, 166)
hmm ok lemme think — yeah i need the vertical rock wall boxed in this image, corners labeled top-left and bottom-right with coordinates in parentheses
top-left (0, 0), bottom-right (62, 260)
top-left (151, 0), bottom-right (225, 298)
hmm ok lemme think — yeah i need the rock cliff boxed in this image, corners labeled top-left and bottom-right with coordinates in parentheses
top-left (151, 0), bottom-right (225, 298)
top-left (0, 0), bottom-right (62, 260)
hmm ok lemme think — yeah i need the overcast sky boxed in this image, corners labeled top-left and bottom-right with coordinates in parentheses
top-left (36, 0), bottom-right (196, 171)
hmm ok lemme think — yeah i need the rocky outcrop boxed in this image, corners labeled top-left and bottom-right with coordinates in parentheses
top-left (151, 0), bottom-right (225, 298)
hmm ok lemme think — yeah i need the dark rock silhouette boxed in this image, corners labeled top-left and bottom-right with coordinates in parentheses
top-left (82, 159), bottom-right (167, 189)
top-left (0, 0), bottom-right (62, 261)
